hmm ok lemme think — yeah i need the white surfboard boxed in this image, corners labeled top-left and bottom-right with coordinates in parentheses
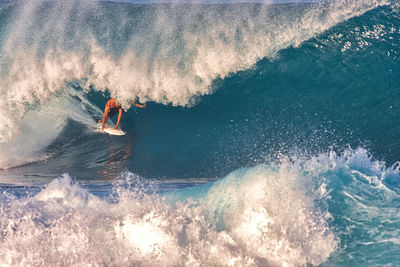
top-left (98, 123), bottom-right (126, 136)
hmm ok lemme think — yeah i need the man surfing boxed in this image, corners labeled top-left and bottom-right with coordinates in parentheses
top-left (98, 98), bottom-right (145, 131)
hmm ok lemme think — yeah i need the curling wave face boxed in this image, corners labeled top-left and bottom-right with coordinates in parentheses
top-left (0, 0), bottom-right (391, 144)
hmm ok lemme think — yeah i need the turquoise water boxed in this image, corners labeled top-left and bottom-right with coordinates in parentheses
top-left (0, 0), bottom-right (399, 265)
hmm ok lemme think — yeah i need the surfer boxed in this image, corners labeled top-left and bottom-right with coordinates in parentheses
top-left (99, 98), bottom-right (145, 131)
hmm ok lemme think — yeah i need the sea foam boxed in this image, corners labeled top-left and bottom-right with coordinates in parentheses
top-left (0, 162), bottom-right (337, 266)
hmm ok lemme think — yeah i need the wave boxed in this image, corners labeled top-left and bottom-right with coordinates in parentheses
top-left (0, 0), bottom-right (391, 144)
top-left (1, 148), bottom-right (399, 266)
top-left (0, 1), bottom-right (399, 264)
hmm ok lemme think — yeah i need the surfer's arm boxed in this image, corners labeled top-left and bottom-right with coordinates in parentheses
top-left (132, 102), bottom-right (146, 108)
top-left (101, 106), bottom-right (109, 131)
top-left (114, 108), bottom-right (123, 129)
top-left (134, 103), bottom-right (146, 108)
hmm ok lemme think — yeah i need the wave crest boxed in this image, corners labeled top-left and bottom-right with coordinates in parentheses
top-left (0, 0), bottom-right (390, 143)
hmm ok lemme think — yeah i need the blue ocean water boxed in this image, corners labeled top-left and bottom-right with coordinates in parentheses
top-left (0, 0), bottom-right (399, 265)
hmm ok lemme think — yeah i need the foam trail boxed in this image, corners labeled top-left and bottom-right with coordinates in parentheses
top-left (0, 87), bottom-right (98, 169)
top-left (0, 0), bottom-right (390, 145)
